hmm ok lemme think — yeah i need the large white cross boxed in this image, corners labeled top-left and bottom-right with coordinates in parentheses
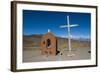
top-left (60, 16), bottom-right (78, 56)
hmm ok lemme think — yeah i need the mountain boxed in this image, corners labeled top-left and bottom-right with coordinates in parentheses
top-left (23, 34), bottom-right (90, 50)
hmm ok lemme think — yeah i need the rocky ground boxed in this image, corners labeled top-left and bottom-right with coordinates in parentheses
top-left (23, 47), bottom-right (91, 62)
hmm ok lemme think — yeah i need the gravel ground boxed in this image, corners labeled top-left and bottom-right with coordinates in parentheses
top-left (23, 48), bottom-right (91, 62)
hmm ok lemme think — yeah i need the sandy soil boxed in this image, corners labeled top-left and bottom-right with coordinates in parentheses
top-left (23, 48), bottom-right (91, 62)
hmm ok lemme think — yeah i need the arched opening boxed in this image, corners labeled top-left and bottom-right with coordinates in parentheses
top-left (46, 39), bottom-right (51, 49)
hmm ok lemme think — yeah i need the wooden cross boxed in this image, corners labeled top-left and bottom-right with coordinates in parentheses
top-left (60, 16), bottom-right (79, 56)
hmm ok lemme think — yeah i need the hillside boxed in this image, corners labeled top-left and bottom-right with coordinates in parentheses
top-left (23, 34), bottom-right (90, 50)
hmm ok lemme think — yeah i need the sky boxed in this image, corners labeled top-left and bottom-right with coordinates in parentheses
top-left (23, 10), bottom-right (91, 39)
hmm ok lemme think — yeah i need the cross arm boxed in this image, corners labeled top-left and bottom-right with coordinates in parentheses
top-left (60, 24), bottom-right (79, 28)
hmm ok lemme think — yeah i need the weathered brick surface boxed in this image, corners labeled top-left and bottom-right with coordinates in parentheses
top-left (41, 32), bottom-right (57, 56)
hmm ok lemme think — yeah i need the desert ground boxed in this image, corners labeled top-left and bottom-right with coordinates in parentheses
top-left (23, 35), bottom-right (91, 62)
top-left (23, 47), bottom-right (91, 62)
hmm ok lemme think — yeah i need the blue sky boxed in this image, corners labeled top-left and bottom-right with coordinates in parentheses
top-left (23, 10), bottom-right (91, 39)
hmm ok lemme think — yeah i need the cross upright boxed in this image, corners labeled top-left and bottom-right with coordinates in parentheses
top-left (60, 16), bottom-right (79, 56)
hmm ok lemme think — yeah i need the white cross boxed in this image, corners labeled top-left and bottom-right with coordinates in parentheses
top-left (48, 29), bottom-right (50, 32)
top-left (60, 16), bottom-right (78, 56)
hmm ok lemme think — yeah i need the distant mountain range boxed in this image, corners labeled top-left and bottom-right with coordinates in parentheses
top-left (23, 34), bottom-right (90, 50)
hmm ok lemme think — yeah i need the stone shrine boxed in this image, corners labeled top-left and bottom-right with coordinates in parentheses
top-left (40, 32), bottom-right (57, 56)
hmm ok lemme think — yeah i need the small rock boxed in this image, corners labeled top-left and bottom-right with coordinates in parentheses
top-left (88, 51), bottom-right (91, 53)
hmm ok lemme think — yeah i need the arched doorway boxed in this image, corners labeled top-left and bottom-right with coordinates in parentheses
top-left (46, 39), bottom-right (51, 49)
